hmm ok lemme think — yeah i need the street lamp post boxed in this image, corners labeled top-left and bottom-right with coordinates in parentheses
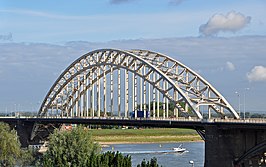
top-left (235, 91), bottom-right (241, 118)
top-left (243, 88), bottom-right (250, 120)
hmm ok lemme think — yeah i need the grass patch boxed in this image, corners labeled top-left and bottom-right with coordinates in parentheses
top-left (90, 128), bottom-right (202, 143)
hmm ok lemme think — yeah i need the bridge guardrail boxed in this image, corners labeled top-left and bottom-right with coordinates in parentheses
top-left (2, 116), bottom-right (266, 124)
top-left (212, 118), bottom-right (266, 124)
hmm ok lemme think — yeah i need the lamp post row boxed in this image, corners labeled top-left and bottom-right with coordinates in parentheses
top-left (235, 88), bottom-right (250, 119)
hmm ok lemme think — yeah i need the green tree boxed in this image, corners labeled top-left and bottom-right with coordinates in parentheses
top-left (0, 122), bottom-right (33, 167)
top-left (39, 126), bottom-right (132, 167)
top-left (137, 157), bottom-right (162, 167)
top-left (95, 151), bottom-right (131, 167)
top-left (40, 126), bottom-right (100, 167)
top-left (19, 149), bottom-right (35, 166)
top-left (0, 122), bottom-right (21, 166)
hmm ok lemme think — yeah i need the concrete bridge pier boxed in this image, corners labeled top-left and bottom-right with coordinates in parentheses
top-left (12, 121), bottom-right (35, 148)
top-left (15, 121), bottom-right (61, 148)
top-left (205, 125), bottom-right (266, 167)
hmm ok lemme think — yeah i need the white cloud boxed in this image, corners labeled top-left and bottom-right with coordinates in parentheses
top-left (199, 11), bottom-right (251, 36)
top-left (247, 66), bottom-right (266, 82)
top-left (226, 61), bottom-right (235, 71)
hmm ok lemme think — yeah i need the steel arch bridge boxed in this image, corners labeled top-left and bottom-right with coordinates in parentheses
top-left (31, 49), bottom-right (239, 139)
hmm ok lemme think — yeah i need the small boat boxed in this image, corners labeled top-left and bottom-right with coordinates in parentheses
top-left (172, 144), bottom-right (186, 153)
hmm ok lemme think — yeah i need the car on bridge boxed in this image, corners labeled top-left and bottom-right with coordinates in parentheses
top-left (130, 110), bottom-right (150, 118)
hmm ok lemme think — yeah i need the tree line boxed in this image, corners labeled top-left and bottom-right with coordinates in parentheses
top-left (0, 122), bottom-right (162, 167)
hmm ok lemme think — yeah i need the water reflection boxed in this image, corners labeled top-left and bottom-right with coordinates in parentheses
top-left (102, 142), bottom-right (204, 167)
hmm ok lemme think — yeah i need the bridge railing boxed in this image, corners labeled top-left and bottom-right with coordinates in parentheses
top-left (210, 118), bottom-right (266, 124)
top-left (2, 116), bottom-right (266, 124)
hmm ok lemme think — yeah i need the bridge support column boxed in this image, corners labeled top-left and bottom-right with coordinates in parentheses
top-left (205, 125), bottom-right (266, 167)
top-left (125, 68), bottom-right (129, 118)
top-left (97, 68), bottom-right (101, 117)
top-left (140, 68), bottom-right (143, 112)
top-left (14, 121), bottom-right (35, 148)
top-left (148, 75), bottom-right (151, 116)
top-left (157, 73), bottom-right (160, 118)
top-left (153, 72), bottom-right (156, 118)
top-left (118, 67), bottom-right (121, 117)
top-left (143, 67), bottom-right (146, 118)
top-left (110, 67), bottom-right (114, 116)
top-left (92, 73), bottom-right (95, 117)
top-left (103, 65), bottom-right (107, 117)
top-left (134, 62), bottom-right (138, 118)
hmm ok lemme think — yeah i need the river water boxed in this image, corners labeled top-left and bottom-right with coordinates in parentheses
top-left (102, 142), bottom-right (204, 167)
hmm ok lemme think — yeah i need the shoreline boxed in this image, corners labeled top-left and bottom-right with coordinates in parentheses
top-left (99, 140), bottom-right (203, 146)
top-left (91, 128), bottom-right (202, 147)
top-left (94, 135), bottom-right (202, 144)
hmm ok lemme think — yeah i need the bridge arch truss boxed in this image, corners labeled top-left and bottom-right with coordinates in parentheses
top-left (31, 49), bottom-right (240, 140)
top-left (36, 49), bottom-right (239, 120)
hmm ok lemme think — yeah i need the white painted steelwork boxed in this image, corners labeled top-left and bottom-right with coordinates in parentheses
top-left (31, 49), bottom-right (239, 139)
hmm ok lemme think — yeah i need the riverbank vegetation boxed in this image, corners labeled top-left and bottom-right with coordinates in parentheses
top-left (90, 128), bottom-right (202, 144)
top-left (0, 122), bottom-right (162, 167)
top-left (0, 122), bottom-right (33, 167)
top-left (38, 126), bottom-right (133, 167)
top-left (37, 126), bottom-right (161, 167)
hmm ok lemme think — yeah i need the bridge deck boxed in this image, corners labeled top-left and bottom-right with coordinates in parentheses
top-left (1, 117), bottom-right (266, 129)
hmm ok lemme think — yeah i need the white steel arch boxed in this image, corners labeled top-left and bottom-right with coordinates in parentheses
top-left (37, 48), bottom-right (239, 119)
top-left (31, 48), bottom-right (239, 140)
top-left (37, 49), bottom-right (201, 118)
top-left (129, 50), bottom-right (239, 119)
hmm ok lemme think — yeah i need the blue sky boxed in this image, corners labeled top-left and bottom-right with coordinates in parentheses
top-left (1, 0), bottom-right (266, 42)
top-left (0, 0), bottom-right (266, 113)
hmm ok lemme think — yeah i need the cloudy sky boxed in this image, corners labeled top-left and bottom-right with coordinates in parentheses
top-left (0, 0), bottom-right (266, 113)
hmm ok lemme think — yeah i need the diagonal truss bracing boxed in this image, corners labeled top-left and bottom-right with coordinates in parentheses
top-left (38, 49), bottom-right (239, 119)
top-left (31, 49), bottom-right (239, 140)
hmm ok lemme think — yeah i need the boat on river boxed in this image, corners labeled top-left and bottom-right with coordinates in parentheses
top-left (172, 144), bottom-right (186, 153)
top-left (116, 144), bottom-right (188, 154)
